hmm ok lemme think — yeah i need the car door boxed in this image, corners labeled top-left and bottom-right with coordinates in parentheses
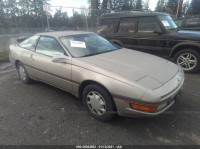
top-left (18, 35), bottom-right (40, 75)
top-left (113, 17), bottom-right (137, 48)
top-left (31, 36), bottom-right (72, 92)
top-left (134, 16), bottom-right (165, 56)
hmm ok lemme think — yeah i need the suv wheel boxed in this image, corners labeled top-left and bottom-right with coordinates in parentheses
top-left (174, 49), bottom-right (200, 73)
top-left (82, 84), bottom-right (116, 121)
top-left (16, 62), bottom-right (32, 84)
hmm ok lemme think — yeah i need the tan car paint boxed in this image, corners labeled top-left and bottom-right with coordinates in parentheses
top-left (9, 31), bottom-right (184, 117)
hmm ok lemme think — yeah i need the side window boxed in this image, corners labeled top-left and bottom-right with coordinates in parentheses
top-left (118, 18), bottom-right (136, 33)
top-left (186, 18), bottom-right (199, 27)
top-left (36, 36), bottom-right (64, 57)
top-left (98, 19), bottom-right (117, 34)
top-left (138, 17), bottom-right (161, 33)
top-left (19, 35), bottom-right (39, 51)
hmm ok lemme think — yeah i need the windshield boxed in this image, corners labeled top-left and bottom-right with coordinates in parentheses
top-left (60, 34), bottom-right (120, 58)
top-left (158, 15), bottom-right (178, 30)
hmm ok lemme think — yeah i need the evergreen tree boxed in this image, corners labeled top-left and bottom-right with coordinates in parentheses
top-left (129, 0), bottom-right (136, 10)
top-left (143, 0), bottom-right (150, 11)
top-left (135, 0), bottom-right (142, 10)
top-left (155, 0), bottom-right (167, 12)
top-left (101, 0), bottom-right (109, 10)
top-left (166, 0), bottom-right (178, 15)
top-left (182, 0), bottom-right (190, 16)
top-left (122, 0), bottom-right (131, 11)
top-left (88, 0), bottom-right (100, 16)
top-left (187, 0), bottom-right (200, 15)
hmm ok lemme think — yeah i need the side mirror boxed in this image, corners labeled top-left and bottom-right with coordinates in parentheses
top-left (153, 29), bottom-right (163, 35)
top-left (52, 55), bottom-right (70, 64)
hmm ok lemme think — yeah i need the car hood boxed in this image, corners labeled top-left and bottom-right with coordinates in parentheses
top-left (168, 30), bottom-right (200, 40)
top-left (79, 48), bottom-right (179, 89)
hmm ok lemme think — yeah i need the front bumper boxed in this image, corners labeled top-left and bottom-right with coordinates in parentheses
top-left (113, 70), bottom-right (184, 117)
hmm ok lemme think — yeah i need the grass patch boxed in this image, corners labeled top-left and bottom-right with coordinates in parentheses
top-left (0, 49), bottom-right (9, 62)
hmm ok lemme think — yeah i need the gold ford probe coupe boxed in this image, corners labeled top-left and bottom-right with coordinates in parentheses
top-left (9, 31), bottom-right (184, 121)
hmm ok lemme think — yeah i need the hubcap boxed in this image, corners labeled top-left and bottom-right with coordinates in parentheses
top-left (86, 91), bottom-right (106, 115)
top-left (177, 53), bottom-right (197, 71)
top-left (18, 65), bottom-right (26, 80)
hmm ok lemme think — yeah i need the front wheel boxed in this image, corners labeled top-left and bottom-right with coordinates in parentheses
top-left (16, 62), bottom-right (32, 84)
top-left (174, 49), bottom-right (200, 73)
top-left (82, 84), bottom-right (116, 121)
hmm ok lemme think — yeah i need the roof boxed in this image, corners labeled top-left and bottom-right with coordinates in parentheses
top-left (101, 11), bottom-right (168, 19)
top-left (36, 31), bottom-right (94, 38)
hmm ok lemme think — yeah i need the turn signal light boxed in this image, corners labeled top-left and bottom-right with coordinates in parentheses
top-left (131, 103), bottom-right (157, 112)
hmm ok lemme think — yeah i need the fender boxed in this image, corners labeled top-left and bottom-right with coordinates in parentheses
top-left (170, 41), bottom-right (200, 57)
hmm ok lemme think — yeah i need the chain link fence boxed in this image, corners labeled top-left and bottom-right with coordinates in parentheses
top-left (0, 5), bottom-right (110, 35)
top-left (0, 5), bottom-right (110, 61)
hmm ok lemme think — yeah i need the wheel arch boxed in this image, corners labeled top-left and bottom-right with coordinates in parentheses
top-left (15, 60), bottom-right (21, 68)
top-left (78, 80), bottom-right (112, 100)
top-left (78, 80), bottom-right (117, 112)
top-left (170, 42), bottom-right (200, 57)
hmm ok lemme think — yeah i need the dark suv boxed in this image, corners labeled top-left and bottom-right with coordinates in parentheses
top-left (97, 11), bottom-right (200, 73)
top-left (174, 16), bottom-right (200, 31)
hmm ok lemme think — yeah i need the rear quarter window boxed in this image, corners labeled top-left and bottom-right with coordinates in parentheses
top-left (19, 35), bottom-right (39, 51)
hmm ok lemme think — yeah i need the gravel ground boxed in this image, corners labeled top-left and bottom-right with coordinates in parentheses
top-left (0, 66), bottom-right (200, 145)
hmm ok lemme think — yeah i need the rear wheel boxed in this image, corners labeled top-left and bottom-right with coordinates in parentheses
top-left (16, 62), bottom-right (32, 84)
top-left (82, 84), bottom-right (116, 121)
top-left (174, 49), bottom-right (200, 73)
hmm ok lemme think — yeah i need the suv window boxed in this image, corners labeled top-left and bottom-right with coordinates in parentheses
top-left (98, 19), bottom-right (117, 34)
top-left (174, 20), bottom-right (183, 28)
top-left (19, 35), bottom-right (39, 51)
top-left (118, 17), bottom-right (136, 33)
top-left (36, 36), bottom-right (64, 57)
top-left (138, 17), bottom-right (161, 33)
top-left (186, 18), bottom-right (199, 27)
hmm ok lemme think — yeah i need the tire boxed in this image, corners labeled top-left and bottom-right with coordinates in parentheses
top-left (16, 62), bottom-right (32, 84)
top-left (174, 49), bottom-right (200, 73)
top-left (82, 84), bottom-right (116, 121)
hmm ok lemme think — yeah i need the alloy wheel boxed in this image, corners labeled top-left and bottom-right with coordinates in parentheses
top-left (177, 53), bottom-right (197, 71)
